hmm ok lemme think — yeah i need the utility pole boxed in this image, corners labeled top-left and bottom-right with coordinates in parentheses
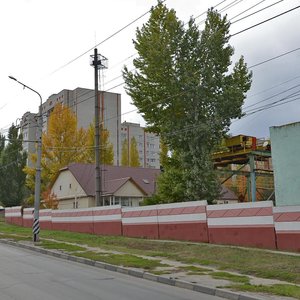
top-left (90, 49), bottom-right (108, 206)
top-left (8, 76), bottom-right (42, 242)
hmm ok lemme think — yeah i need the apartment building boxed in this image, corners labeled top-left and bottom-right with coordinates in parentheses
top-left (21, 87), bottom-right (160, 169)
top-left (20, 111), bottom-right (38, 167)
top-left (121, 122), bottom-right (160, 169)
top-left (40, 87), bottom-right (121, 165)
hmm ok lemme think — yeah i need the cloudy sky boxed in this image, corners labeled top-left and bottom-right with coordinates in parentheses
top-left (1, 0), bottom-right (299, 139)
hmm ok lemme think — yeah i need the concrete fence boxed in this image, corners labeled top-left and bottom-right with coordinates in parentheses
top-left (273, 205), bottom-right (300, 252)
top-left (4, 201), bottom-right (300, 252)
top-left (207, 201), bottom-right (276, 249)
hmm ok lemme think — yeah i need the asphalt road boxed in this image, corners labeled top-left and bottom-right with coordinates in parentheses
top-left (0, 243), bottom-right (224, 300)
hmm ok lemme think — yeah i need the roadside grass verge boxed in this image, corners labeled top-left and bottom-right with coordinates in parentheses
top-left (40, 240), bottom-right (86, 252)
top-left (229, 283), bottom-right (300, 299)
top-left (0, 222), bottom-right (299, 285)
top-left (73, 251), bottom-right (169, 271)
top-left (211, 271), bottom-right (250, 284)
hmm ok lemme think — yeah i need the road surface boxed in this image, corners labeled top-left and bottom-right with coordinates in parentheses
top-left (0, 243), bottom-right (224, 300)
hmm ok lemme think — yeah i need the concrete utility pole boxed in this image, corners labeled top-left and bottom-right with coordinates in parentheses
top-left (8, 76), bottom-right (42, 242)
top-left (90, 49), bottom-right (108, 206)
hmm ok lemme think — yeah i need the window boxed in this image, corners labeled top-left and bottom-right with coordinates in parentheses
top-left (59, 185), bottom-right (62, 191)
top-left (69, 184), bottom-right (72, 189)
top-left (121, 197), bottom-right (130, 206)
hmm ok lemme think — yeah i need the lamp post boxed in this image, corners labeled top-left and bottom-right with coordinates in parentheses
top-left (9, 76), bottom-right (42, 242)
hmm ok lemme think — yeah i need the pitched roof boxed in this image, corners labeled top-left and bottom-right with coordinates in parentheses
top-left (65, 163), bottom-right (160, 197)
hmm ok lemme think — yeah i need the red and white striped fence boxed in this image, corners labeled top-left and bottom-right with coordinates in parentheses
top-left (93, 206), bottom-right (122, 236)
top-left (5, 206), bottom-right (22, 226)
top-left (52, 208), bottom-right (94, 234)
top-left (39, 209), bottom-right (52, 230)
top-left (4, 201), bottom-right (300, 252)
top-left (207, 201), bottom-right (276, 249)
top-left (23, 208), bottom-right (34, 228)
top-left (122, 205), bottom-right (159, 239)
top-left (274, 205), bottom-right (300, 252)
top-left (157, 201), bottom-right (208, 242)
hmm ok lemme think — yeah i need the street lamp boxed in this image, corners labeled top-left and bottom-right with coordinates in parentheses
top-left (8, 76), bottom-right (42, 242)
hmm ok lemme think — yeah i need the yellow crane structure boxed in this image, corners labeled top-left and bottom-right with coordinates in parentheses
top-left (212, 135), bottom-right (273, 202)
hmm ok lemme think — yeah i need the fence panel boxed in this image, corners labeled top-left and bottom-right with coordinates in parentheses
top-left (207, 201), bottom-right (276, 249)
top-left (157, 201), bottom-right (208, 242)
top-left (5, 206), bottom-right (22, 226)
top-left (274, 205), bottom-right (300, 252)
top-left (122, 206), bottom-right (159, 239)
top-left (93, 206), bottom-right (122, 236)
top-left (23, 208), bottom-right (34, 228)
top-left (52, 208), bottom-right (94, 234)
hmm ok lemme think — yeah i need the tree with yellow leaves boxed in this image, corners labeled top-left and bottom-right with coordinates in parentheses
top-left (130, 137), bottom-right (140, 167)
top-left (24, 103), bottom-right (90, 196)
top-left (121, 138), bottom-right (129, 166)
top-left (85, 123), bottom-right (114, 165)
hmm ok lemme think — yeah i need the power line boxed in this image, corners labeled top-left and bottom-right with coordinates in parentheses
top-left (231, 5), bottom-right (300, 37)
top-left (247, 75), bottom-right (300, 99)
top-left (229, 0), bottom-right (267, 22)
top-left (230, 0), bottom-right (284, 24)
top-left (244, 90), bottom-right (300, 114)
top-left (249, 47), bottom-right (300, 69)
top-left (244, 84), bottom-right (300, 110)
top-left (50, 1), bottom-right (165, 75)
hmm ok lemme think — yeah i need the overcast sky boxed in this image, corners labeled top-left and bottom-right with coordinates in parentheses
top-left (1, 0), bottom-right (299, 139)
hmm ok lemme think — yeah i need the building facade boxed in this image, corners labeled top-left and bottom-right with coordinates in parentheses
top-left (121, 122), bottom-right (160, 169)
top-left (270, 122), bottom-right (300, 206)
top-left (20, 111), bottom-right (38, 167)
top-left (21, 87), bottom-right (160, 169)
top-left (41, 87), bottom-right (122, 165)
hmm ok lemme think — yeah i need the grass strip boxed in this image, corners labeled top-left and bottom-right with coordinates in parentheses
top-left (230, 283), bottom-right (300, 299)
top-left (40, 240), bottom-right (86, 252)
top-left (0, 221), bottom-right (299, 284)
top-left (211, 271), bottom-right (250, 284)
top-left (73, 251), bottom-right (169, 270)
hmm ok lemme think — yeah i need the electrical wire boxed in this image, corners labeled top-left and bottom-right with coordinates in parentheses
top-left (230, 0), bottom-right (284, 24)
top-left (50, 1), bottom-right (166, 75)
top-left (229, 0), bottom-right (267, 22)
top-left (248, 47), bottom-right (300, 69)
top-left (230, 5), bottom-right (300, 37)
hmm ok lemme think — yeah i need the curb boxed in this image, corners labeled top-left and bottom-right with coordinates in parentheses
top-left (0, 239), bottom-right (266, 300)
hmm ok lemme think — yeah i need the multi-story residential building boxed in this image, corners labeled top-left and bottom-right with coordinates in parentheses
top-left (40, 87), bottom-right (122, 165)
top-left (121, 122), bottom-right (160, 169)
top-left (20, 111), bottom-right (38, 167)
top-left (20, 87), bottom-right (160, 169)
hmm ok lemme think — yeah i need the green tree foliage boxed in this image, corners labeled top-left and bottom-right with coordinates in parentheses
top-left (130, 137), bottom-right (140, 167)
top-left (123, 2), bottom-right (252, 202)
top-left (121, 138), bottom-right (129, 166)
top-left (85, 123), bottom-right (114, 165)
top-left (0, 125), bottom-right (28, 207)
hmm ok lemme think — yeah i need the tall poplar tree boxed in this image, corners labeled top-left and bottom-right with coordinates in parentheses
top-left (123, 2), bottom-right (252, 201)
top-left (130, 137), bottom-right (140, 167)
top-left (0, 125), bottom-right (28, 206)
top-left (121, 138), bottom-right (129, 166)
top-left (85, 123), bottom-right (114, 165)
